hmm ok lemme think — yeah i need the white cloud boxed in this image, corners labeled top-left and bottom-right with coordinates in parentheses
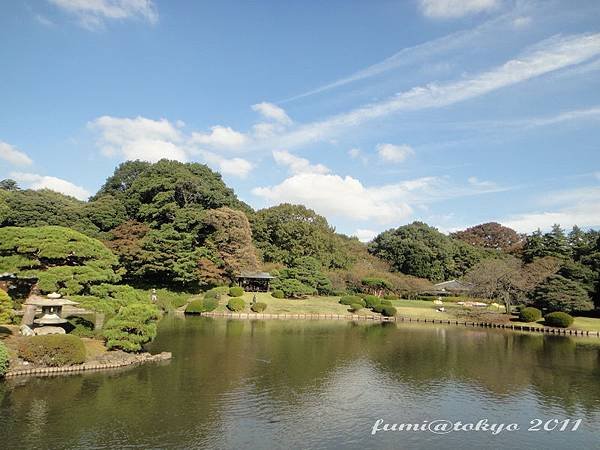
top-left (199, 151), bottom-right (254, 178)
top-left (272, 34), bottom-right (600, 149)
top-left (35, 14), bottom-right (55, 27)
top-left (419, 0), bottom-right (501, 19)
top-left (272, 150), bottom-right (329, 175)
top-left (251, 102), bottom-right (292, 125)
top-left (467, 176), bottom-right (496, 188)
top-left (253, 172), bottom-right (413, 224)
top-left (377, 143), bottom-right (415, 163)
top-left (48, 0), bottom-right (158, 29)
top-left (354, 229), bottom-right (378, 242)
top-left (88, 116), bottom-right (187, 162)
top-left (512, 16), bottom-right (531, 28)
top-left (348, 148), bottom-right (361, 159)
top-left (252, 157), bottom-right (508, 224)
top-left (89, 115), bottom-right (254, 178)
top-left (0, 142), bottom-right (33, 166)
top-left (10, 172), bottom-right (90, 200)
top-left (190, 126), bottom-right (248, 150)
top-left (500, 186), bottom-right (600, 232)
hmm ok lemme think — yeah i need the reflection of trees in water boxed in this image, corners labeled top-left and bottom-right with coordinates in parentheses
top-left (368, 325), bottom-right (600, 413)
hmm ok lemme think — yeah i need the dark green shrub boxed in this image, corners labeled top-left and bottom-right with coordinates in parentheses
top-left (227, 297), bottom-right (245, 312)
top-left (519, 307), bottom-right (542, 323)
top-left (381, 306), bottom-right (397, 317)
top-left (364, 295), bottom-right (381, 309)
top-left (66, 316), bottom-right (96, 338)
top-left (380, 300), bottom-right (393, 306)
top-left (349, 303), bottom-right (363, 313)
top-left (18, 335), bottom-right (86, 367)
top-left (251, 302), bottom-right (267, 313)
top-left (228, 286), bottom-right (244, 297)
top-left (0, 341), bottom-right (9, 376)
top-left (383, 294), bottom-right (399, 300)
top-left (202, 297), bottom-right (218, 312)
top-left (103, 303), bottom-right (161, 352)
top-left (271, 290), bottom-right (284, 299)
top-left (544, 312), bottom-right (574, 328)
top-left (340, 295), bottom-right (364, 306)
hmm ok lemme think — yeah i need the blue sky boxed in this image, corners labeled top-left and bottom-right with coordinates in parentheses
top-left (1, 0), bottom-right (599, 241)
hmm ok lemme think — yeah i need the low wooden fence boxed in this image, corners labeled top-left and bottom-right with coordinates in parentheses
top-left (199, 311), bottom-right (600, 337)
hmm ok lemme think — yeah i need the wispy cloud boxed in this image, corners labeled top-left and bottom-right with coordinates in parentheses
top-left (281, 5), bottom-right (530, 102)
top-left (500, 186), bottom-right (600, 232)
top-left (418, 0), bottom-right (502, 19)
top-left (48, 0), bottom-right (158, 30)
top-left (272, 150), bottom-right (330, 175)
top-left (268, 33), bottom-right (600, 149)
top-left (0, 141), bottom-right (34, 166)
top-left (377, 143), bottom-right (415, 163)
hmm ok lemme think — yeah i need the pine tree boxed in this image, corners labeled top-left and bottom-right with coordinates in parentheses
top-left (523, 229), bottom-right (545, 262)
top-left (543, 224), bottom-right (570, 259)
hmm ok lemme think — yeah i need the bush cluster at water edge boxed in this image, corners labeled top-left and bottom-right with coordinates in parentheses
top-left (185, 298), bottom-right (219, 314)
top-left (251, 302), bottom-right (267, 313)
top-left (544, 312), bottom-right (574, 328)
top-left (519, 307), bottom-right (542, 323)
top-left (0, 341), bottom-right (10, 376)
top-left (18, 335), bottom-right (86, 367)
top-left (271, 290), bottom-right (284, 299)
top-left (227, 297), bottom-right (245, 312)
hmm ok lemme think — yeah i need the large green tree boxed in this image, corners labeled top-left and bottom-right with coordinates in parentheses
top-left (531, 275), bottom-right (593, 313)
top-left (369, 222), bottom-right (489, 281)
top-left (0, 226), bottom-right (121, 294)
top-left (451, 222), bottom-right (524, 252)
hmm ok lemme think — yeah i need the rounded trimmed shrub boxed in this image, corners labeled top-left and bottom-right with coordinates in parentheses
top-left (251, 302), bottom-right (267, 313)
top-left (519, 307), bottom-right (542, 323)
top-left (227, 297), bottom-right (245, 312)
top-left (349, 303), bottom-right (363, 313)
top-left (383, 294), bottom-right (399, 301)
top-left (0, 341), bottom-right (9, 377)
top-left (228, 286), bottom-right (244, 297)
top-left (380, 300), bottom-right (393, 306)
top-left (185, 298), bottom-right (219, 314)
top-left (381, 306), bottom-right (397, 317)
top-left (544, 312), bottom-right (574, 328)
top-left (204, 286), bottom-right (230, 300)
top-left (364, 295), bottom-right (381, 309)
top-left (18, 334), bottom-right (86, 367)
top-left (340, 295), bottom-right (365, 306)
top-left (271, 290), bottom-right (284, 299)
top-left (372, 304), bottom-right (384, 313)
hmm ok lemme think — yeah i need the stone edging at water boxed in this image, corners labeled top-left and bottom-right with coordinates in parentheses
top-left (4, 352), bottom-right (172, 379)
top-left (199, 311), bottom-right (600, 338)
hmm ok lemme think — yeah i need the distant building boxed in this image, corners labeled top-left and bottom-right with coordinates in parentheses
top-left (235, 271), bottom-right (276, 292)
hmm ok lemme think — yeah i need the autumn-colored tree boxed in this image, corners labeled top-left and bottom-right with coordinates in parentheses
top-left (451, 222), bottom-right (524, 253)
top-left (203, 207), bottom-right (259, 279)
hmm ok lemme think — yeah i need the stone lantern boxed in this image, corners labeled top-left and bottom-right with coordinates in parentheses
top-left (23, 292), bottom-right (79, 335)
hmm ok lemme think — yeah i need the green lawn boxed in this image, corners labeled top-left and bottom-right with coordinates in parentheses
top-left (187, 292), bottom-right (600, 332)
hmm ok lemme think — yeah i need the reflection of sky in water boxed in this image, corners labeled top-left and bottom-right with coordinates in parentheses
top-left (1, 317), bottom-right (600, 449)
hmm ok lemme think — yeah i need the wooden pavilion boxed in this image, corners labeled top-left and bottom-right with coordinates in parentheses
top-left (235, 271), bottom-right (276, 292)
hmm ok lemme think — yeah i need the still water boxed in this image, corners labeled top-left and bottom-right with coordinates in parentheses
top-left (1, 316), bottom-right (600, 449)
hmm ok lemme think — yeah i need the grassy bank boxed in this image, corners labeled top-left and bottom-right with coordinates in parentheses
top-left (187, 292), bottom-right (600, 332)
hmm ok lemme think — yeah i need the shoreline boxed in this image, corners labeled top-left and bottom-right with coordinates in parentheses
top-left (3, 351), bottom-right (172, 379)
top-left (197, 311), bottom-right (600, 338)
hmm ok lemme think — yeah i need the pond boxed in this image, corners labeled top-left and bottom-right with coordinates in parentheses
top-left (1, 316), bottom-right (600, 449)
